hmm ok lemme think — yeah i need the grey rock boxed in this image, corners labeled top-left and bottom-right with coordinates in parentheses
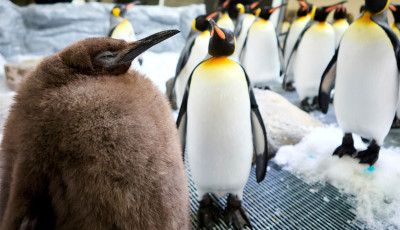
top-left (254, 89), bottom-right (324, 156)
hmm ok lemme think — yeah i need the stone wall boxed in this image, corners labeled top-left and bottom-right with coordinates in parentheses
top-left (0, 1), bottom-right (205, 61)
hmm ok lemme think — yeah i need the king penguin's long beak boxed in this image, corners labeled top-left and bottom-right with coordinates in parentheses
top-left (208, 19), bottom-right (226, 39)
top-left (269, 4), bottom-right (287, 13)
top-left (118, 30), bottom-right (180, 63)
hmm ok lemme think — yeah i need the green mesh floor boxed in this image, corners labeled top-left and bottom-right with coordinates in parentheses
top-left (188, 161), bottom-right (365, 229)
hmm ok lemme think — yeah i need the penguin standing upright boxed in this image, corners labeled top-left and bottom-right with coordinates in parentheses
top-left (217, 0), bottom-right (235, 32)
top-left (389, 4), bottom-right (400, 128)
top-left (0, 30), bottom-right (191, 229)
top-left (109, 2), bottom-right (142, 69)
top-left (332, 5), bottom-right (349, 48)
top-left (170, 12), bottom-right (217, 109)
top-left (230, 1), bottom-right (260, 61)
top-left (319, 0), bottom-right (400, 165)
top-left (287, 2), bottom-right (344, 111)
top-left (240, 5), bottom-right (284, 88)
top-left (177, 19), bottom-right (268, 229)
top-left (282, 0), bottom-right (315, 91)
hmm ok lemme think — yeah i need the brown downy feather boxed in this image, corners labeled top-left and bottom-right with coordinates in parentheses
top-left (0, 36), bottom-right (190, 230)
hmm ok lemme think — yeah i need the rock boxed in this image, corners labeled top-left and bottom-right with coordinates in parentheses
top-left (4, 59), bottom-right (42, 90)
top-left (254, 89), bottom-right (324, 157)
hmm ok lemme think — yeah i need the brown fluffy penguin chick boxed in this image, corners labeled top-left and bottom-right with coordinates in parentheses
top-left (0, 30), bottom-right (191, 230)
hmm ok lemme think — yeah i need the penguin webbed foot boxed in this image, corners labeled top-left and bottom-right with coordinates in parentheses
top-left (355, 141), bottom-right (380, 166)
top-left (300, 98), bottom-right (312, 112)
top-left (311, 96), bottom-right (320, 111)
top-left (333, 133), bottom-right (356, 158)
top-left (223, 194), bottom-right (252, 230)
top-left (283, 82), bottom-right (295, 91)
top-left (198, 194), bottom-right (220, 230)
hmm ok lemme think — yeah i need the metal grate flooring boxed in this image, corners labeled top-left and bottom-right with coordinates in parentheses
top-left (188, 161), bottom-right (365, 229)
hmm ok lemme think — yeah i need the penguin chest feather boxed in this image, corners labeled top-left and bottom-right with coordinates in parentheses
top-left (294, 23), bottom-right (335, 100)
top-left (111, 19), bottom-right (136, 42)
top-left (186, 57), bottom-right (253, 196)
top-left (176, 31), bottom-right (210, 106)
top-left (335, 16), bottom-right (399, 144)
top-left (242, 20), bottom-right (280, 83)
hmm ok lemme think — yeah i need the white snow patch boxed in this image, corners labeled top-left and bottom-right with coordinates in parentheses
top-left (275, 126), bottom-right (400, 229)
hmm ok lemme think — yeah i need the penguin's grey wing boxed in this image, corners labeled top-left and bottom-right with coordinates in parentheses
top-left (282, 23), bottom-right (293, 53)
top-left (176, 61), bottom-right (204, 160)
top-left (240, 66), bottom-right (268, 183)
top-left (282, 22), bottom-right (314, 87)
top-left (371, 18), bottom-right (400, 70)
top-left (276, 34), bottom-right (284, 76)
top-left (318, 47), bottom-right (339, 114)
top-left (234, 14), bottom-right (245, 37)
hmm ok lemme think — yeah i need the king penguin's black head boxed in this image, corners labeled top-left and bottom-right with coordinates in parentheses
top-left (297, 0), bottom-right (313, 17)
top-left (208, 19), bottom-right (235, 57)
top-left (192, 12), bottom-right (217, 32)
top-left (333, 6), bottom-right (347, 20)
top-left (365, 0), bottom-right (389, 14)
top-left (257, 5), bottom-right (285, 20)
top-left (111, 2), bottom-right (139, 18)
top-left (390, 4), bottom-right (400, 23)
top-left (314, 1), bottom-right (346, 22)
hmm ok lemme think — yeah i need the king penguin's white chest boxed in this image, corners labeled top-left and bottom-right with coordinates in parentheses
top-left (294, 22), bottom-right (335, 99)
top-left (334, 14), bottom-right (399, 144)
top-left (186, 57), bottom-right (253, 193)
top-left (242, 19), bottom-right (280, 84)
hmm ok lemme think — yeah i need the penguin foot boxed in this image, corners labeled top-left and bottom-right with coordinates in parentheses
top-left (355, 141), bottom-right (380, 166)
top-left (311, 96), bottom-right (320, 111)
top-left (198, 194), bottom-right (219, 229)
top-left (223, 194), bottom-right (252, 230)
top-left (283, 82), bottom-right (296, 91)
top-left (333, 133), bottom-right (356, 158)
top-left (300, 98), bottom-right (312, 112)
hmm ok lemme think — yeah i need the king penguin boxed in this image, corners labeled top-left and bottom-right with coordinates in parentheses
top-left (170, 12), bottom-right (217, 109)
top-left (230, 1), bottom-right (260, 61)
top-left (240, 5), bottom-right (285, 88)
top-left (319, 0), bottom-right (400, 165)
top-left (176, 19), bottom-right (268, 229)
top-left (282, 0), bottom-right (316, 91)
top-left (332, 5), bottom-right (349, 48)
top-left (217, 0), bottom-right (235, 32)
top-left (0, 30), bottom-right (191, 230)
top-left (109, 2), bottom-right (142, 69)
top-left (389, 4), bottom-right (400, 128)
top-left (286, 2), bottom-right (345, 112)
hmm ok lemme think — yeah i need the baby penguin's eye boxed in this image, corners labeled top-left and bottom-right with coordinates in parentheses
top-left (97, 51), bottom-right (117, 59)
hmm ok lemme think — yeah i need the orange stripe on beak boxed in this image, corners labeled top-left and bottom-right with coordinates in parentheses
top-left (214, 26), bottom-right (226, 39)
top-left (269, 6), bottom-right (282, 13)
top-left (325, 4), bottom-right (339, 12)
top-left (390, 5), bottom-right (397, 12)
top-left (250, 1), bottom-right (260, 9)
top-left (222, 0), bottom-right (229, 8)
top-left (206, 12), bottom-right (218, 20)
top-left (126, 3), bottom-right (135, 10)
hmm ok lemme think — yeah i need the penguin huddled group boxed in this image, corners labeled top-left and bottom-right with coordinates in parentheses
top-left (171, 0), bottom-right (400, 228)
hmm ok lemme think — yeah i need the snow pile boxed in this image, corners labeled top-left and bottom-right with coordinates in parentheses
top-left (275, 126), bottom-right (400, 229)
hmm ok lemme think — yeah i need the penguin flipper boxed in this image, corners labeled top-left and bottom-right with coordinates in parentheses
top-left (175, 32), bottom-right (198, 77)
top-left (276, 34), bottom-right (284, 76)
top-left (176, 65), bottom-right (198, 160)
top-left (241, 66), bottom-right (268, 183)
top-left (318, 48), bottom-right (339, 114)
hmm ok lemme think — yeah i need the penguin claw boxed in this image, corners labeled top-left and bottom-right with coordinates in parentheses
top-left (355, 149), bottom-right (379, 166)
top-left (223, 207), bottom-right (252, 230)
top-left (198, 195), bottom-right (220, 229)
top-left (332, 144), bottom-right (356, 158)
top-left (223, 195), bottom-right (252, 230)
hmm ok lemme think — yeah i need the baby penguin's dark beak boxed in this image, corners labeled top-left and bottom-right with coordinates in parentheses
top-left (118, 30), bottom-right (180, 64)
